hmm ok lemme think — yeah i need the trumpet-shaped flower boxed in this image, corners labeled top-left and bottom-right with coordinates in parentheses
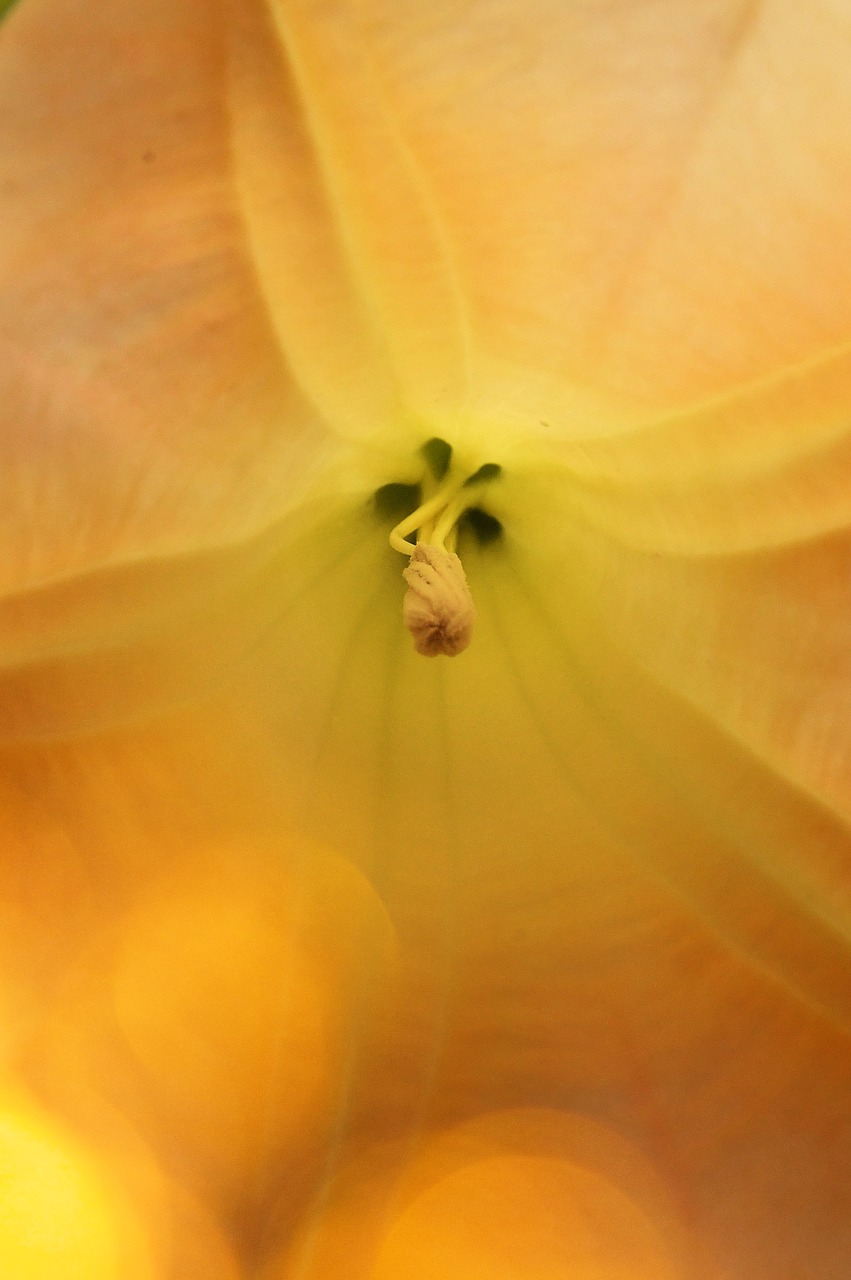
top-left (1, 0), bottom-right (851, 1276)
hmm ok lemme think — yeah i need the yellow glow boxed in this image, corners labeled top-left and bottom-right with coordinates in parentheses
top-left (0, 1089), bottom-right (149, 1280)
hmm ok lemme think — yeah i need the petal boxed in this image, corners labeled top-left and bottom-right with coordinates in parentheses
top-left (229, 0), bottom-right (851, 440)
top-left (3, 4), bottom-right (851, 1273)
top-left (4, 492), bottom-right (851, 1274)
top-left (551, 508), bottom-right (851, 846)
top-left (550, 343), bottom-right (851, 553)
top-left (0, 0), bottom-right (331, 594)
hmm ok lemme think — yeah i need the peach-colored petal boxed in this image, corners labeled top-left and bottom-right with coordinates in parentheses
top-left (0, 0), bottom-right (333, 595)
top-left (547, 344), bottom-right (851, 553)
top-left (229, 0), bottom-right (851, 441)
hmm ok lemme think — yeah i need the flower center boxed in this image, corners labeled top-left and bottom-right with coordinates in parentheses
top-left (380, 438), bottom-right (502, 658)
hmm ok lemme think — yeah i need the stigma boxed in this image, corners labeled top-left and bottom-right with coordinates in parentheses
top-left (402, 544), bottom-right (475, 657)
top-left (386, 439), bottom-right (501, 658)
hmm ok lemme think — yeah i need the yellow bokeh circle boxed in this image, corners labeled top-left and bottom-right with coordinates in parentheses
top-left (0, 1087), bottom-right (153, 1280)
top-left (111, 839), bottom-right (395, 1193)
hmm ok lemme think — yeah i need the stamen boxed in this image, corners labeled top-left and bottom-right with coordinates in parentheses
top-left (388, 454), bottom-right (500, 657)
top-left (388, 470), bottom-right (467, 555)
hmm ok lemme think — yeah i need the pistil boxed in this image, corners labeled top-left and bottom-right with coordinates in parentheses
top-left (389, 457), bottom-right (499, 658)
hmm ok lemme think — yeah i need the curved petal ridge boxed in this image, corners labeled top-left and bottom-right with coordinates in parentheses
top-left (227, 0), bottom-right (475, 439)
top-left (543, 520), bottom-right (851, 837)
top-left (0, 501), bottom-right (383, 740)
top-left (557, 337), bottom-right (851, 478)
top-left (479, 548), bottom-right (851, 1037)
top-left (565, 440), bottom-right (851, 556)
top-left (543, 340), bottom-right (851, 554)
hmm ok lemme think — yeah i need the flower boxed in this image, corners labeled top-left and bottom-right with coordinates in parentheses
top-left (1, 0), bottom-right (851, 1276)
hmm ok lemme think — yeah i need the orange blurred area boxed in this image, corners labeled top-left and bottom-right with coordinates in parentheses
top-left (110, 840), bottom-right (396, 1195)
top-left (0, 789), bottom-right (97, 1062)
top-left (264, 1108), bottom-right (700, 1280)
top-left (25, 835), bottom-right (396, 1211)
top-left (0, 817), bottom-right (398, 1276)
top-left (370, 1156), bottom-right (679, 1280)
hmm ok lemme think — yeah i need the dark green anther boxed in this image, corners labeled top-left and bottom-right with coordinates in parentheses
top-left (420, 437), bottom-right (453, 480)
top-left (460, 507), bottom-right (503, 545)
top-left (373, 482), bottom-right (422, 521)
top-left (463, 462), bottom-right (502, 487)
